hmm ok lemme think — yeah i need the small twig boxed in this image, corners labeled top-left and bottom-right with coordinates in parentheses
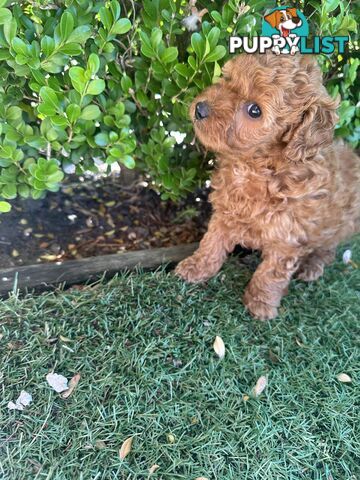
top-left (46, 142), bottom-right (51, 161)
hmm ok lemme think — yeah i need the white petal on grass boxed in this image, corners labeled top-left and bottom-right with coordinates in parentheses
top-left (61, 373), bottom-right (81, 399)
top-left (195, 477), bottom-right (209, 480)
top-left (253, 376), bottom-right (267, 396)
top-left (8, 390), bottom-right (32, 411)
top-left (119, 436), bottom-right (133, 460)
top-left (149, 464), bottom-right (160, 475)
top-left (337, 373), bottom-right (352, 383)
top-left (342, 249), bottom-right (352, 264)
top-left (46, 372), bottom-right (69, 393)
top-left (213, 336), bottom-right (225, 359)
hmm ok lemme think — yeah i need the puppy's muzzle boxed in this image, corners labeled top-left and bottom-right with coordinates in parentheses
top-left (195, 101), bottom-right (210, 120)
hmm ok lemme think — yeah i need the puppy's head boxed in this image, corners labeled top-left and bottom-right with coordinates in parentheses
top-left (190, 53), bottom-right (338, 163)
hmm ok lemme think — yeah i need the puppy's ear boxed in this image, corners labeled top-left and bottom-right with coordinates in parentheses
top-left (264, 11), bottom-right (280, 28)
top-left (283, 92), bottom-right (339, 163)
top-left (286, 8), bottom-right (298, 17)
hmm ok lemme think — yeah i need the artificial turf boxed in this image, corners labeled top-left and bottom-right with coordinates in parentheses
top-left (1, 238), bottom-right (359, 480)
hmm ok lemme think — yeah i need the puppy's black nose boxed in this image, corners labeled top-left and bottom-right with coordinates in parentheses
top-left (195, 101), bottom-right (210, 120)
top-left (292, 16), bottom-right (301, 24)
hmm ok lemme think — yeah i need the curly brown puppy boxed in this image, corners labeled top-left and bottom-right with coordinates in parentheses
top-left (175, 53), bottom-right (360, 320)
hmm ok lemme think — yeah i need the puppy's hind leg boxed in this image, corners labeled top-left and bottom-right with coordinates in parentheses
top-left (296, 248), bottom-right (336, 282)
top-left (175, 216), bottom-right (235, 283)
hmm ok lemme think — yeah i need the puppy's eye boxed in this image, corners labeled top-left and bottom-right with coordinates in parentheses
top-left (247, 103), bottom-right (262, 119)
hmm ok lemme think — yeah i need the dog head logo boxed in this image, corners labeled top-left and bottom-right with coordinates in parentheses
top-left (262, 6), bottom-right (309, 39)
top-left (261, 6), bottom-right (309, 54)
top-left (264, 8), bottom-right (303, 37)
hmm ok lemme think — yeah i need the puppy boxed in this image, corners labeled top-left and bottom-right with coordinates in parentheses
top-left (175, 53), bottom-right (360, 320)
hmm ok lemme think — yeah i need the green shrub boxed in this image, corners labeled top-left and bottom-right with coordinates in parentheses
top-left (0, 0), bottom-right (358, 212)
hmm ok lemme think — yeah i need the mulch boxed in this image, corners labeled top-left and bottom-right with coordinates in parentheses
top-left (0, 174), bottom-right (211, 269)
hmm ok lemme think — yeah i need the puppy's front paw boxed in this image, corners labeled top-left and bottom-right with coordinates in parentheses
top-left (175, 255), bottom-right (213, 283)
top-left (243, 290), bottom-right (278, 321)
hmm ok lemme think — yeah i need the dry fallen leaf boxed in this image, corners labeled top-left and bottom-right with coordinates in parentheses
top-left (269, 349), bottom-right (280, 364)
top-left (61, 373), bottom-right (81, 399)
top-left (46, 372), bottom-right (68, 393)
top-left (337, 373), bottom-right (352, 383)
top-left (243, 395), bottom-right (250, 402)
top-left (95, 440), bottom-right (106, 450)
top-left (167, 433), bottom-right (175, 444)
top-left (148, 464), bottom-right (160, 475)
top-left (59, 335), bottom-right (72, 343)
top-left (213, 335), bottom-right (225, 359)
top-left (119, 436), bottom-right (133, 460)
top-left (8, 390), bottom-right (33, 411)
top-left (253, 376), bottom-right (267, 397)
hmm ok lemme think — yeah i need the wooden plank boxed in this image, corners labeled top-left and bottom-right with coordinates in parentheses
top-left (0, 243), bottom-right (198, 294)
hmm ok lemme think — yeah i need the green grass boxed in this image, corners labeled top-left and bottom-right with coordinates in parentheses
top-left (1, 239), bottom-right (360, 480)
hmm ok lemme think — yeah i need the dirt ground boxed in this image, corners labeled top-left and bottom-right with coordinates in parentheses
top-left (0, 174), bottom-right (211, 268)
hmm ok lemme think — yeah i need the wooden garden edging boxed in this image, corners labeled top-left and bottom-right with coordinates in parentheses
top-left (0, 243), bottom-right (198, 295)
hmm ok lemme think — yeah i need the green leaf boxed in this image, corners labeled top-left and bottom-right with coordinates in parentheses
top-left (59, 43), bottom-right (83, 55)
top-left (151, 27), bottom-right (162, 48)
top-left (66, 103), bottom-right (81, 123)
top-left (38, 103), bottom-right (56, 116)
top-left (50, 115), bottom-right (68, 127)
top-left (0, 50), bottom-right (11, 60)
top-left (67, 25), bottom-right (92, 43)
top-left (2, 183), bottom-right (17, 199)
top-left (161, 47), bottom-right (178, 64)
top-left (0, 7), bottom-right (11, 24)
top-left (18, 185), bottom-right (30, 198)
top-left (60, 11), bottom-right (74, 41)
top-left (121, 75), bottom-right (132, 93)
top-left (112, 18), bottom-right (132, 35)
top-left (41, 36), bottom-right (55, 57)
top-left (0, 200), bottom-right (11, 212)
top-left (3, 18), bottom-right (17, 44)
top-left (15, 53), bottom-right (28, 65)
top-left (207, 27), bottom-right (220, 49)
top-left (120, 155), bottom-right (135, 169)
top-left (94, 132), bottom-right (109, 146)
top-left (12, 37), bottom-right (28, 56)
top-left (323, 0), bottom-right (339, 13)
top-left (88, 53), bottom-right (100, 74)
top-left (174, 63), bottom-right (191, 78)
top-left (80, 105), bottom-right (101, 120)
top-left (47, 170), bottom-right (64, 183)
top-left (110, 0), bottom-right (121, 21)
top-left (140, 31), bottom-right (155, 58)
top-left (86, 79), bottom-right (105, 95)
top-left (204, 45), bottom-right (226, 63)
top-left (109, 146), bottom-right (123, 157)
top-left (69, 66), bottom-right (86, 93)
top-left (39, 86), bottom-right (59, 112)
top-left (6, 106), bottom-right (22, 121)
top-left (191, 32), bottom-right (205, 59)
top-left (99, 6), bottom-right (113, 30)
